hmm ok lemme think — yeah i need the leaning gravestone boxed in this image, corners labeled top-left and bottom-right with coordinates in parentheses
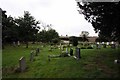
top-left (30, 51), bottom-right (34, 61)
top-left (19, 56), bottom-right (26, 72)
top-left (74, 48), bottom-right (81, 60)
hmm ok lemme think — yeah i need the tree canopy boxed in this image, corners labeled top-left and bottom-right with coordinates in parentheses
top-left (37, 29), bottom-right (59, 43)
top-left (77, 2), bottom-right (120, 42)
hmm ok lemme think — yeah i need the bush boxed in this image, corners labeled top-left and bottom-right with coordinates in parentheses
top-left (87, 46), bottom-right (93, 49)
top-left (81, 47), bottom-right (86, 49)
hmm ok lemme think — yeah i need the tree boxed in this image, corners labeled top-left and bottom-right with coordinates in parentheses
top-left (2, 10), bottom-right (19, 49)
top-left (15, 11), bottom-right (40, 48)
top-left (80, 31), bottom-right (89, 42)
top-left (80, 31), bottom-right (89, 37)
top-left (69, 36), bottom-right (78, 47)
top-left (77, 2), bottom-right (120, 42)
top-left (37, 28), bottom-right (59, 43)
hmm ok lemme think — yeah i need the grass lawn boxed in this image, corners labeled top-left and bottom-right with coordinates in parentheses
top-left (2, 43), bottom-right (120, 78)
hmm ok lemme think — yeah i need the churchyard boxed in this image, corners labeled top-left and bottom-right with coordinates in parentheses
top-left (2, 42), bottom-right (120, 78)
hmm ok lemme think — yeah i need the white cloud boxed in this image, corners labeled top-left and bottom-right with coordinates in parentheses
top-left (0, 0), bottom-right (98, 36)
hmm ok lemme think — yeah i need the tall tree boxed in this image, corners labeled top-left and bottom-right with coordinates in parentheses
top-left (37, 28), bottom-right (59, 43)
top-left (69, 36), bottom-right (78, 47)
top-left (77, 2), bottom-right (120, 42)
top-left (15, 11), bottom-right (40, 48)
top-left (2, 10), bottom-right (18, 49)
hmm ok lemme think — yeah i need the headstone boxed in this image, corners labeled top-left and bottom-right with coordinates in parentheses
top-left (98, 44), bottom-right (101, 49)
top-left (111, 41), bottom-right (115, 49)
top-left (70, 48), bottom-right (73, 56)
top-left (74, 48), bottom-right (81, 60)
top-left (19, 57), bottom-right (26, 72)
top-left (106, 42), bottom-right (109, 45)
top-left (102, 42), bottom-right (104, 44)
top-left (111, 44), bottom-right (116, 49)
top-left (96, 42), bottom-right (101, 49)
top-left (35, 48), bottom-right (40, 56)
top-left (17, 41), bottom-right (20, 47)
top-left (37, 48), bottom-right (40, 53)
top-left (103, 44), bottom-right (106, 48)
top-left (66, 48), bottom-right (68, 55)
top-left (13, 41), bottom-right (16, 47)
top-left (30, 51), bottom-right (34, 61)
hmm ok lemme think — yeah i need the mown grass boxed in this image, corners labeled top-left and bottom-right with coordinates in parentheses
top-left (2, 43), bottom-right (120, 78)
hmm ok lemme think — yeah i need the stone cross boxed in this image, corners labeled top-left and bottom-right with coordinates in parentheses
top-left (19, 56), bottom-right (26, 72)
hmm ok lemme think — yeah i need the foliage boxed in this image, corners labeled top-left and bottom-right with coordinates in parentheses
top-left (69, 36), bottom-right (78, 46)
top-left (2, 10), bottom-right (40, 48)
top-left (80, 31), bottom-right (89, 37)
top-left (2, 11), bottom-right (18, 43)
top-left (37, 29), bottom-right (59, 43)
top-left (87, 46), bottom-right (93, 49)
top-left (77, 2), bottom-right (120, 42)
top-left (15, 11), bottom-right (40, 42)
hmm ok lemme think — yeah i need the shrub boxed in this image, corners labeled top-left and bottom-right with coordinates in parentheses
top-left (87, 46), bottom-right (93, 49)
top-left (81, 47), bottom-right (86, 49)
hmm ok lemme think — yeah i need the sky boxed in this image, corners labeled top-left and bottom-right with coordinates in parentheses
top-left (0, 0), bottom-right (98, 37)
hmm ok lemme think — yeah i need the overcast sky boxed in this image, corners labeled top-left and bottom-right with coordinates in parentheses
top-left (0, 0), bottom-right (98, 37)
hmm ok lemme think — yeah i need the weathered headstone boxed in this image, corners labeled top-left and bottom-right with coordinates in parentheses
top-left (35, 48), bottom-right (40, 56)
top-left (30, 51), bottom-right (34, 61)
top-left (19, 57), bottom-right (26, 72)
top-left (37, 48), bottom-right (40, 53)
top-left (70, 48), bottom-right (73, 56)
top-left (111, 41), bottom-right (116, 49)
top-left (13, 41), bottom-right (16, 47)
top-left (103, 44), bottom-right (106, 48)
top-left (111, 44), bottom-right (116, 49)
top-left (106, 42), bottom-right (109, 46)
top-left (74, 48), bottom-right (81, 60)
top-left (96, 42), bottom-right (101, 49)
top-left (66, 48), bottom-right (68, 55)
top-left (17, 41), bottom-right (20, 47)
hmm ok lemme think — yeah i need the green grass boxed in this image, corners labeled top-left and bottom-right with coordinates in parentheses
top-left (2, 43), bottom-right (120, 78)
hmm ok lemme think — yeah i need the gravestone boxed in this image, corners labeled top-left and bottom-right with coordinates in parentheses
top-left (19, 57), bottom-right (26, 72)
top-left (106, 42), bottom-right (109, 46)
top-left (37, 48), bottom-right (40, 53)
top-left (66, 48), bottom-right (68, 55)
top-left (111, 41), bottom-right (116, 49)
top-left (74, 48), bottom-right (81, 60)
top-left (13, 41), bottom-right (16, 47)
top-left (111, 44), bottom-right (116, 49)
top-left (30, 51), bottom-right (34, 61)
top-left (70, 48), bottom-right (73, 56)
top-left (35, 48), bottom-right (40, 56)
top-left (17, 41), bottom-right (20, 47)
top-left (103, 44), bottom-right (106, 48)
top-left (96, 43), bottom-right (101, 49)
